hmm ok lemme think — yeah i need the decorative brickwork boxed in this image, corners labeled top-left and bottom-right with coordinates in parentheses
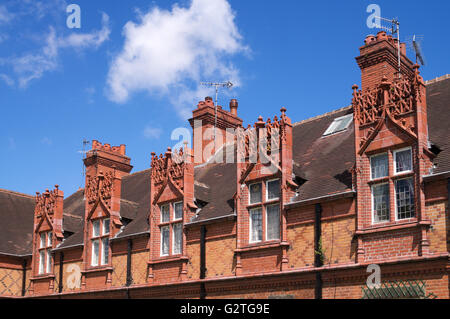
top-left (149, 145), bottom-right (195, 284)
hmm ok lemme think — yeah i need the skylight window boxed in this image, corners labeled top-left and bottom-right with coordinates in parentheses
top-left (323, 114), bottom-right (353, 136)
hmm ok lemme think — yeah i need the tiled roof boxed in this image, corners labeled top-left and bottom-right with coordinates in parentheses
top-left (0, 189), bottom-right (34, 256)
top-left (427, 77), bottom-right (450, 174)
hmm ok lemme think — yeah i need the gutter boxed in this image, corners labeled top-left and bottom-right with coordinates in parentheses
top-left (185, 213), bottom-right (236, 227)
top-left (110, 231), bottom-right (150, 242)
top-left (0, 252), bottom-right (32, 258)
top-left (52, 243), bottom-right (84, 252)
top-left (285, 190), bottom-right (356, 209)
top-left (423, 170), bottom-right (450, 182)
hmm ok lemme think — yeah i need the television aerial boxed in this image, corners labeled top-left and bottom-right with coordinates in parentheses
top-left (412, 34), bottom-right (426, 66)
top-left (373, 16), bottom-right (401, 75)
top-left (200, 81), bottom-right (234, 145)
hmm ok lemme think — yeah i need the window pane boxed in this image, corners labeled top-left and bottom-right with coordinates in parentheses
top-left (266, 205), bottom-right (280, 240)
top-left (91, 239), bottom-right (99, 266)
top-left (39, 250), bottom-right (45, 274)
top-left (371, 154), bottom-right (388, 179)
top-left (267, 180), bottom-right (280, 200)
top-left (161, 205), bottom-right (170, 223)
top-left (101, 238), bottom-right (109, 265)
top-left (250, 208), bottom-right (263, 243)
top-left (249, 183), bottom-right (262, 204)
top-left (46, 250), bottom-right (52, 273)
top-left (161, 226), bottom-right (170, 256)
top-left (103, 218), bottom-right (110, 235)
top-left (47, 232), bottom-right (53, 247)
top-left (323, 115), bottom-right (353, 136)
top-left (172, 223), bottom-right (183, 255)
top-left (40, 233), bottom-right (46, 249)
top-left (92, 220), bottom-right (100, 237)
top-left (396, 178), bottom-right (415, 219)
top-left (372, 184), bottom-right (390, 223)
top-left (174, 202), bottom-right (183, 220)
top-left (395, 149), bottom-right (412, 173)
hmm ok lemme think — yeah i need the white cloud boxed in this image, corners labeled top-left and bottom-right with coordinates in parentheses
top-left (1, 12), bottom-right (110, 87)
top-left (0, 73), bottom-right (14, 86)
top-left (143, 126), bottom-right (163, 139)
top-left (0, 5), bottom-right (14, 24)
top-left (107, 0), bottom-right (247, 118)
top-left (60, 13), bottom-right (110, 50)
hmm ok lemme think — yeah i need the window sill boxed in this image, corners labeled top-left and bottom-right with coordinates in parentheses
top-left (31, 274), bottom-right (55, 281)
top-left (356, 219), bottom-right (430, 235)
top-left (392, 172), bottom-right (414, 180)
top-left (82, 266), bottom-right (113, 274)
top-left (235, 241), bottom-right (289, 253)
top-left (148, 255), bottom-right (189, 265)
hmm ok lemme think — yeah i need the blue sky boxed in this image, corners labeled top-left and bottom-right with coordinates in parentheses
top-left (1, 0), bottom-right (449, 197)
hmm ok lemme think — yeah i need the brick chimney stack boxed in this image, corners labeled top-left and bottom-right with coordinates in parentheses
top-left (189, 97), bottom-right (243, 164)
top-left (83, 140), bottom-right (133, 237)
top-left (356, 31), bottom-right (414, 91)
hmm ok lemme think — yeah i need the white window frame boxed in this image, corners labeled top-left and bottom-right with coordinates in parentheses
top-left (393, 147), bottom-right (413, 175)
top-left (249, 208), bottom-right (263, 244)
top-left (265, 204), bottom-right (280, 241)
top-left (172, 223), bottom-right (183, 255)
top-left (39, 250), bottom-right (45, 275)
top-left (371, 182), bottom-right (390, 224)
top-left (91, 239), bottom-right (100, 267)
top-left (173, 201), bottom-right (183, 221)
top-left (160, 204), bottom-right (170, 223)
top-left (91, 218), bottom-right (110, 267)
top-left (266, 179), bottom-right (280, 201)
top-left (394, 177), bottom-right (415, 221)
top-left (370, 152), bottom-right (389, 180)
top-left (160, 226), bottom-right (170, 257)
top-left (249, 182), bottom-right (262, 205)
top-left (38, 231), bottom-right (52, 275)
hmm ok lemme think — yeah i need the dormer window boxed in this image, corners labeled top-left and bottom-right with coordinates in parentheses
top-left (38, 231), bottom-right (52, 275)
top-left (323, 114), bottom-right (353, 136)
top-left (248, 179), bottom-right (280, 244)
top-left (159, 202), bottom-right (183, 257)
top-left (91, 218), bottom-right (110, 267)
top-left (370, 147), bottom-right (416, 224)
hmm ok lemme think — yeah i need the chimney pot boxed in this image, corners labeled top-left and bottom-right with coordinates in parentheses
top-left (229, 99), bottom-right (238, 116)
top-left (376, 31), bottom-right (387, 41)
top-left (364, 35), bottom-right (376, 45)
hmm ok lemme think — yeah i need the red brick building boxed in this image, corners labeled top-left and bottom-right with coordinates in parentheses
top-left (0, 32), bottom-right (449, 299)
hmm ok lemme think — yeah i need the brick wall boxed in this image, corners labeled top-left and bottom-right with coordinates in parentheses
top-left (286, 205), bottom-right (315, 269)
